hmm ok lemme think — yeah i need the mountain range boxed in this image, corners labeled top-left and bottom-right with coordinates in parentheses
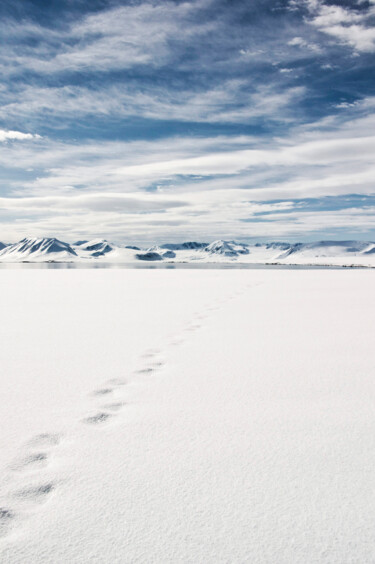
top-left (0, 237), bottom-right (374, 266)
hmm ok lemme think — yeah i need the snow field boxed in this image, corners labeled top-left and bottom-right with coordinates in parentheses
top-left (0, 269), bottom-right (374, 563)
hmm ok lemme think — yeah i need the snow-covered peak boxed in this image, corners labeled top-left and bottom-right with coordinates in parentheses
top-left (146, 246), bottom-right (176, 259)
top-left (0, 237), bottom-right (77, 261)
top-left (135, 250), bottom-right (164, 261)
top-left (74, 239), bottom-right (113, 257)
top-left (255, 242), bottom-right (291, 251)
top-left (161, 242), bottom-right (208, 251)
top-left (205, 240), bottom-right (249, 257)
top-left (276, 240), bottom-right (374, 260)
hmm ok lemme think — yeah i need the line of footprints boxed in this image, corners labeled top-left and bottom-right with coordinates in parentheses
top-left (0, 281), bottom-right (257, 540)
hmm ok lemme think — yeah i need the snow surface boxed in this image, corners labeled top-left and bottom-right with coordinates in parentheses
top-left (1, 237), bottom-right (375, 266)
top-left (0, 269), bottom-right (375, 563)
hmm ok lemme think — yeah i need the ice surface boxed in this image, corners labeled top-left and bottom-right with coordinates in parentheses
top-left (0, 269), bottom-right (375, 563)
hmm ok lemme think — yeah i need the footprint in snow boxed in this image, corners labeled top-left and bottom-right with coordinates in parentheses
top-left (92, 387), bottom-right (113, 397)
top-left (0, 508), bottom-right (14, 536)
top-left (83, 412), bottom-right (113, 425)
top-left (169, 336), bottom-right (185, 346)
top-left (136, 358), bottom-right (165, 374)
top-left (0, 482), bottom-right (56, 538)
top-left (27, 433), bottom-right (60, 449)
top-left (14, 483), bottom-right (55, 503)
top-left (148, 360), bottom-right (164, 368)
top-left (184, 322), bottom-right (202, 332)
top-left (142, 349), bottom-right (161, 359)
top-left (136, 367), bottom-right (155, 374)
top-left (101, 402), bottom-right (125, 412)
top-left (10, 452), bottom-right (49, 472)
top-left (107, 377), bottom-right (127, 387)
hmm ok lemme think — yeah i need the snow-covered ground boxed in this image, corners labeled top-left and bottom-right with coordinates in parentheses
top-left (1, 268), bottom-right (375, 563)
top-left (1, 237), bottom-right (375, 267)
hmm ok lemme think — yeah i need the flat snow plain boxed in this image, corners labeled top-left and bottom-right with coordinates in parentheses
top-left (0, 268), bottom-right (374, 563)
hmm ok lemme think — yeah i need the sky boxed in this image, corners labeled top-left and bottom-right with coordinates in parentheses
top-left (0, 0), bottom-right (375, 245)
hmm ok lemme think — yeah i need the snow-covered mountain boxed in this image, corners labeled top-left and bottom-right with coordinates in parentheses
top-left (75, 239), bottom-right (113, 257)
top-left (135, 250), bottom-right (164, 261)
top-left (161, 242), bottom-right (208, 251)
top-left (204, 240), bottom-right (249, 257)
top-left (0, 237), bottom-right (77, 261)
top-left (143, 246), bottom-right (177, 259)
top-left (255, 242), bottom-right (291, 251)
top-left (276, 240), bottom-right (373, 259)
top-left (1, 237), bottom-right (375, 266)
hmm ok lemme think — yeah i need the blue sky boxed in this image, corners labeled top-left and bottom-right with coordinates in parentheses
top-left (0, 0), bottom-right (375, 244)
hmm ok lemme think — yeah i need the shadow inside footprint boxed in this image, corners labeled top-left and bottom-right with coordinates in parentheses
top-left (107, 378), bottom-right (127, 386)
top-left (83, 412), bottom-right (112, 425)
top-left (15, 483), bottom-right (54, 502)
top-left (0, 508), bottom-right (13, 520)
top-left (92, 388), bottom-right (113, 396)
top-left (136, 368), bottom-right (154, 374)
top-left (0, 508), bottom-right (14, 536)
top-left (102, 402), bottom-right (125, 412)
top-left (142, 350), bottom-right (160, 359)
top-left (27, 433), bottom-right (60, 448)
top-left (11, 452), bottom-right (48, 471)
top-left (29, 452), bottom-right (47, 462)
top-left (169, 338), bottom-right (184, 347)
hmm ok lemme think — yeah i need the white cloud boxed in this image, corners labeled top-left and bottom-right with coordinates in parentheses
top-left (288, 36), bottom-right (321, 52)
top-left (318, 24), bottom-right (375, 53)
top-left (302, 0), bottom-right (375, 53)
top-left (239, 49), bottom-right (265, 58)
top-left (0, 129), bottom-right (40, 142)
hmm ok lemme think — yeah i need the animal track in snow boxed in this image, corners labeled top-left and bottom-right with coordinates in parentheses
top-left (101, 402), bottom-right (125, 412)
top-left (27, 433), bottom-right (60, 449)
top-left (10, 452), bottom-right (48, 472)
top-left (0, 508), bottom-right (13, 520)
top-left (169, 336), bottom-right (185, 346)
top-left (0, 287), bottom-right (254, 541)
top-left (0, 508), bottom-right (14, 536)
top-left (187, 323), bottom-right (202, 331)
top-left (83, 412), bottom-right (113, 425)
top-left (92, 388), bottom-right (113, 396)
top-left (142, 349), bottom-right (161, 360)
top-left (14, 483), bottom-right (55, 504)
top-left (0, 432), bottom-right (63, 536)
top-left (107, 377), bottom-right (127, 386)
top-left (136, 367), bottom-right (155, 374)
